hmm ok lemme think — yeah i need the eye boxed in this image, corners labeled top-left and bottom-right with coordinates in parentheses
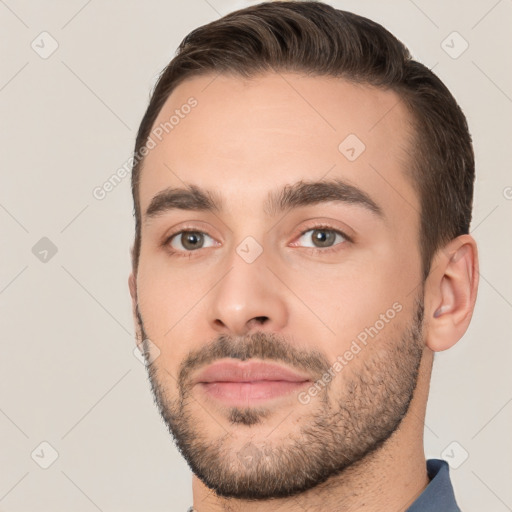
top-left (295, 227), bottom-right (348, 249)
top-left (168, 230), bottom-right (217, 251)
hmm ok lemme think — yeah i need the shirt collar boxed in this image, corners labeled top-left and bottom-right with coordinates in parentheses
top-left (407, 459), bottom-right (461, 511)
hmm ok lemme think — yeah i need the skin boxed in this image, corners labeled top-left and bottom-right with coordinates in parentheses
top-left (128, 72), bottom-right (479, 511)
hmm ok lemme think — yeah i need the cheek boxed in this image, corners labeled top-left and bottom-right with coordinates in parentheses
top-left (135, 262), bottom-right (200, 360)
top-left (135, 259), bottom-right (231, 381)
top-left (281, 250), bottom-right (414, 343)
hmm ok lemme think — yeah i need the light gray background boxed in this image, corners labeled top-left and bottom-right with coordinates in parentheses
top-left (1, 1), bottom-right (511, 511)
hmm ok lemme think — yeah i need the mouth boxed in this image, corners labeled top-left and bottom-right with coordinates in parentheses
top-left (193, 359), bottom-right (311, 406)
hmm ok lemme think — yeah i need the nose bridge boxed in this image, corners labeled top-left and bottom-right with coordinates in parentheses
top-left (207, 237), bottom-right (288, 335)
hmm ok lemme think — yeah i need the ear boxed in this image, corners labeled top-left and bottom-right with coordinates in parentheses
top-left (128, 254), bottom-right (142, 350)
top-left (128, 242), bottom-right (139, 307)
top-left (424, 234), bottom-right (479, 352)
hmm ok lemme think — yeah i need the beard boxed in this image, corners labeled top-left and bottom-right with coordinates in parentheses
top-left (136, 298), bottom-right (425, 500)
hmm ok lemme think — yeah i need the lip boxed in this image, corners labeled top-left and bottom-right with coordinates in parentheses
top-left (192, 359), bottom-right (311, 385)
top-left (192, 360), bottom-right (312, 406)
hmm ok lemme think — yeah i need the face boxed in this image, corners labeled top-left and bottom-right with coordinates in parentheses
top-left (131, 72), bottom-right (426, 499)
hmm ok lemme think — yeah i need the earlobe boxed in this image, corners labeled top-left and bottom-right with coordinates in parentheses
top-left (128, 273), bottom-right (137, 303)
top-left (425, 235), bottom-right (479, 352)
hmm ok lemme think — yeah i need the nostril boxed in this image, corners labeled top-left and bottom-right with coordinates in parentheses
top-left (253, 316), bottom-right (268, 324)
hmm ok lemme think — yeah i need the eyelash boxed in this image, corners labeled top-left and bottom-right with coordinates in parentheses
top-left (292, 223), bottom-right (352, 254)
top-left (162, 223), bottom-right (352, 258)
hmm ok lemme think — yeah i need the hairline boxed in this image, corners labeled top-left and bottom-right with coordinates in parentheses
top-left (133, 68), bottom-right (422, 210)
top-left (131, 72), bottom-right (450, 281)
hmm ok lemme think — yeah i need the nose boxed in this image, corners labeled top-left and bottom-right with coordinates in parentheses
top-left (207, 249), bottom-right (288, 337)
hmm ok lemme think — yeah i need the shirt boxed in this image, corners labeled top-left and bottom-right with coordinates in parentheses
top-left (407, 459), bottom-right (461, 511)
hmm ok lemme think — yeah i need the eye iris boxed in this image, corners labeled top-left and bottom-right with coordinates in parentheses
top-left (181, 231), bottom-right (203, 250)
top-left (312, 229), bottom-right (335, 247)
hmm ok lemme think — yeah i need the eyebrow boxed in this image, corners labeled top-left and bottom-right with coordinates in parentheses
top-left (144, 178), bottom-right (383, 223)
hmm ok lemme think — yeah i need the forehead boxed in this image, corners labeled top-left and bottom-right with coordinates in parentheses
top-left (139, 72), bottom-right (419, 223)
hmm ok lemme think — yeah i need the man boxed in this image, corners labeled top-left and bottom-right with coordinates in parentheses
top-left (128, 2), bottom-right (478, 510)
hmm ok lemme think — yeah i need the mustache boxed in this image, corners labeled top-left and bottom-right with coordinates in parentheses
top-left (178, 331), bottom-right (331, 386)
top-left (136, 304), bottom-right (330, 389)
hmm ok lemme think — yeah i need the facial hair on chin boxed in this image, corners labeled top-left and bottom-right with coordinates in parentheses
top-left (135, 298), bottom-right (425, 500)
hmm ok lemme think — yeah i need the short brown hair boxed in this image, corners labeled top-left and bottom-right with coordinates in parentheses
top-left (130, 1), bottom-right (474, 280)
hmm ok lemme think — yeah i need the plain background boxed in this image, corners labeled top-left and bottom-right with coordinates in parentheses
top-left (1, 0), bottom-right (511, 510)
